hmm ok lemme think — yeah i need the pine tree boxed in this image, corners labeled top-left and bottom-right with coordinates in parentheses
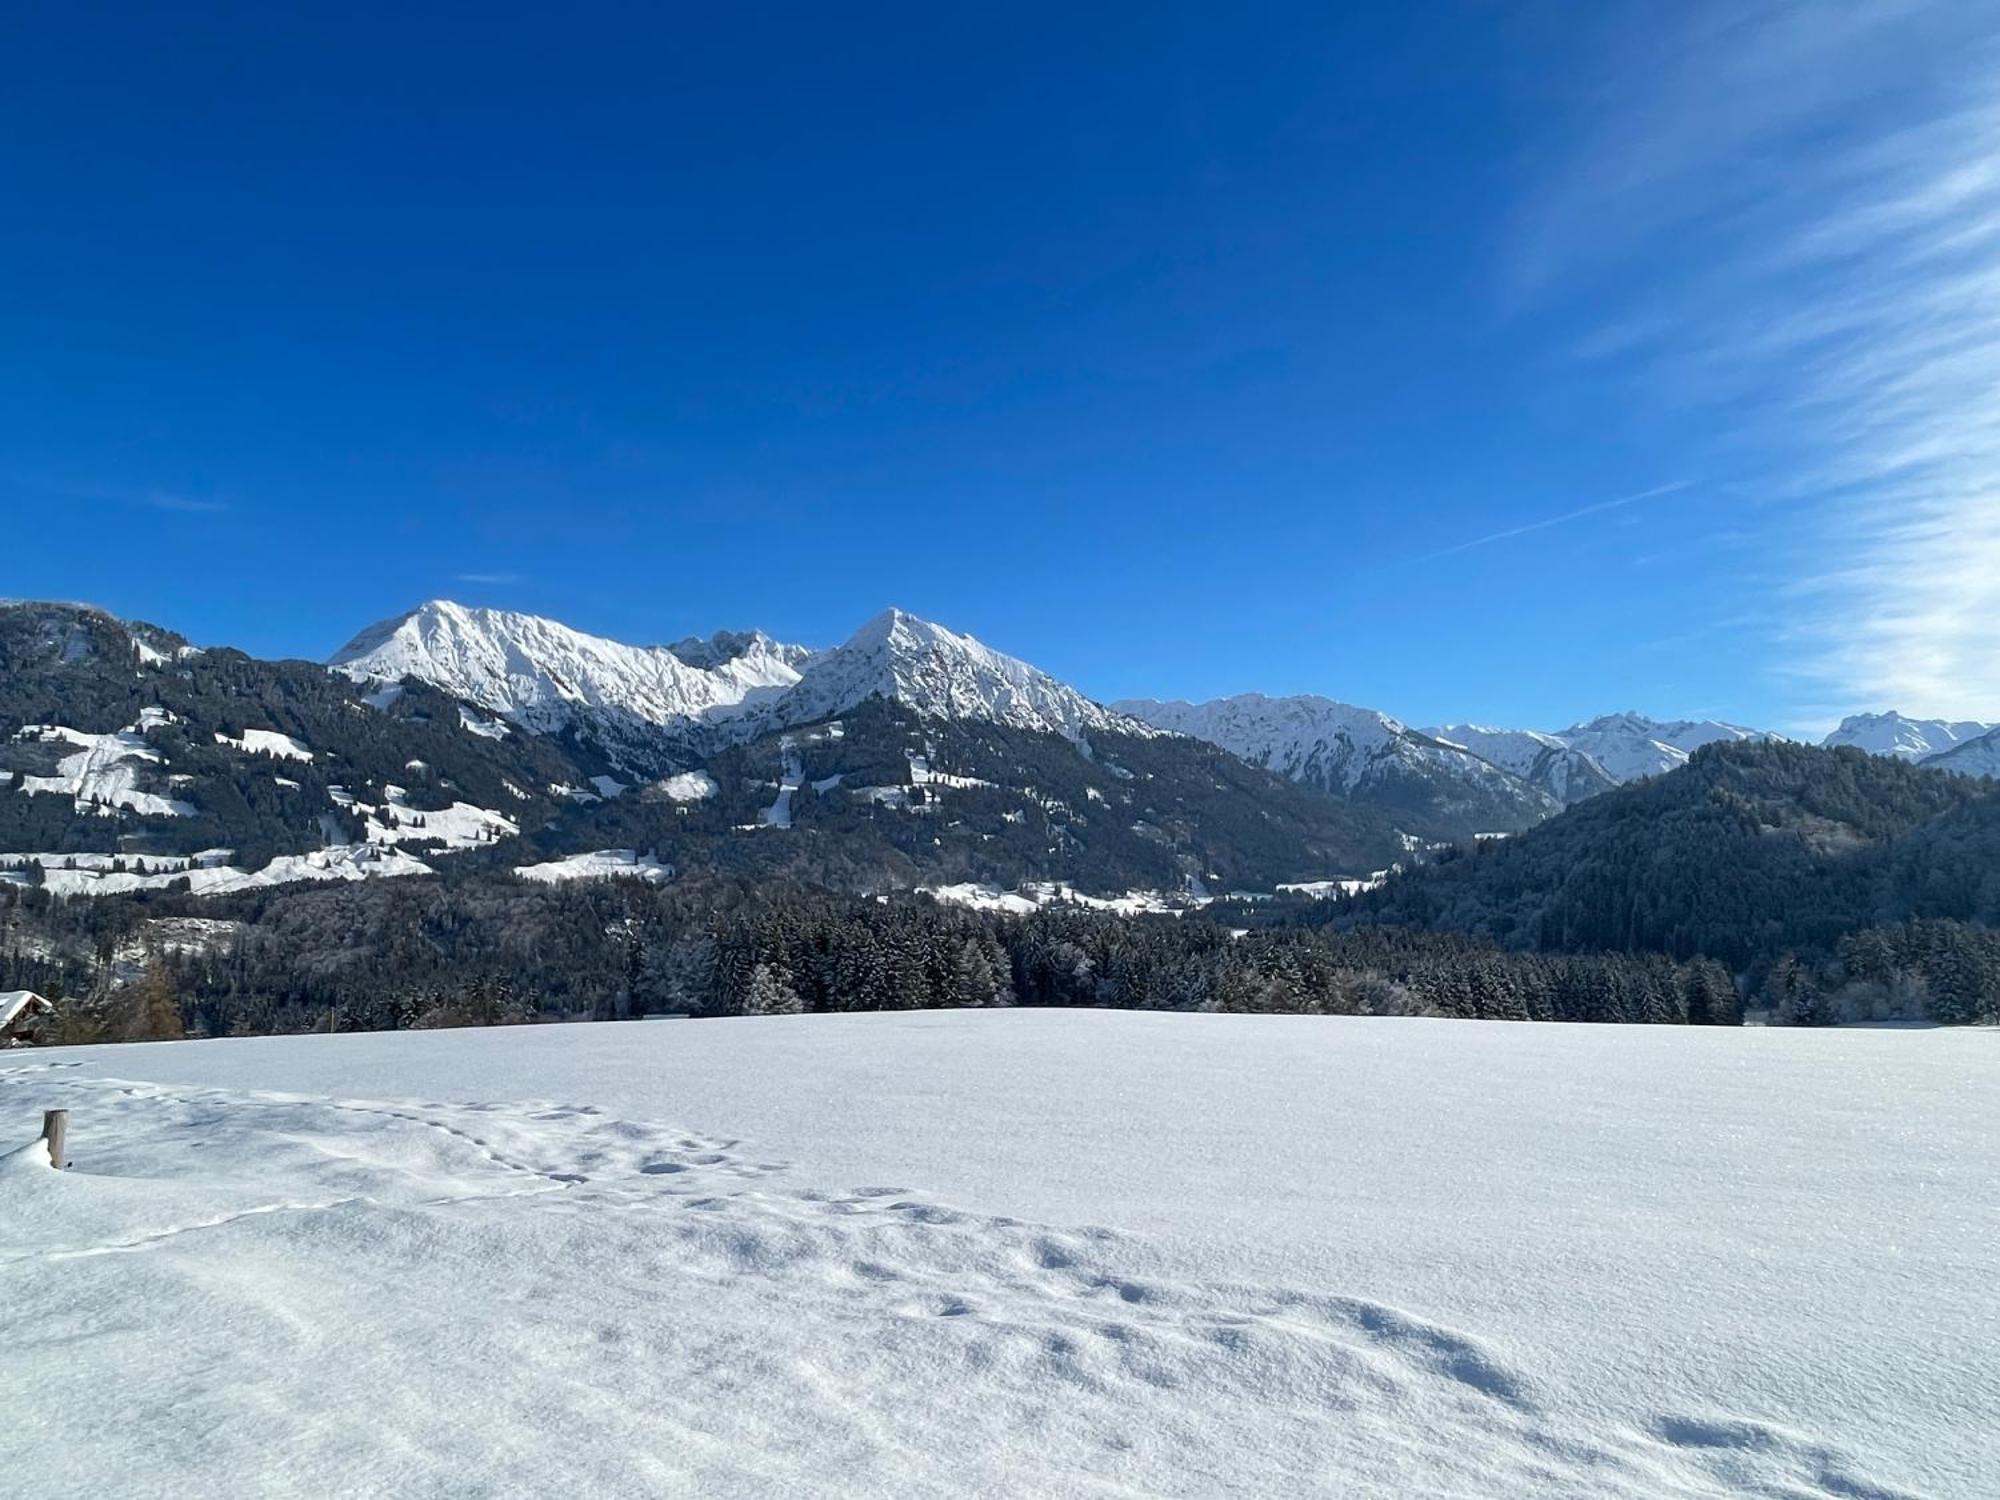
top-left (742, 962), bottom-right (803, 1016)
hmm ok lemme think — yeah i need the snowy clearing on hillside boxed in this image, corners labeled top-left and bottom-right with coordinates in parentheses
top-left (333, 784), bottom-right (518, 850)
top-left (513, 848), bottom-right (673, 884)
top-left (0, 843), bottom-right (433, 897)
top-left (924, 880), bottom-right (1383, 917)
top-left (13, 724), bottom-right (196, 818)
top-left (923, 881), bottom-right (1187, 917)
top-left (657, 769), bottom-right (718, 801)
top-left (214, 728), bottom-right (315, 762)
top-left (2, 1014), bottom-right (1992, 1499)
top-left (1278, 876), bottom-right (1384, 898)
top-left (923, 881), bottom-right (1044, 915)
top-left (456, 704), bottom-right (507, 738)
top-left (760, 739), bottom-right (804, 828)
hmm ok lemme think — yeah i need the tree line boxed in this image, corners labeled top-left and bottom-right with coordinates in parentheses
top-left (4, 872), bottom-right (1745, 1041)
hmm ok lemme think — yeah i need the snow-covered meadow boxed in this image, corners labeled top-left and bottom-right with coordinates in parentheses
top-left (3, 1013), bottom-right (1994, 1498)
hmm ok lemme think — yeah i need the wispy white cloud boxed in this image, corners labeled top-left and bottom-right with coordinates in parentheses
top-left (1414, 481), bottom-right (1695, 562)
top-left (1514, 1), bottom-right (2000, 720)
top-left (12, 474), bottom-right (229, 514)
top-left (454, 572), bottom-right (521, 586)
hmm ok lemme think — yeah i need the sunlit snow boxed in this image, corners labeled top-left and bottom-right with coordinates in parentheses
top-left (513, 849), bottom-right (674, 884)
top-left (12, 724), bottom-right (196, 818)
top-left (1, 1014), bottom-right (1989, 1497)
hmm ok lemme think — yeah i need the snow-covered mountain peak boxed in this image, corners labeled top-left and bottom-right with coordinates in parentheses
top-left (662, 628), bottom-right (819, 702)
top-left (330, 602), bottom-right (1144, 746)
top-left (772, 609), bottom-right (1134, 739)
top-left (1423, 723), bottom-right (1617, 807)
top-left (1115, 692), bottom-right (1560, 833)
top-left (1822, 711), bottom-right (1994, 760)
top-left (330, 600), bottom-right (801, 733)
top-left (1120, 694), bottom-right (1411, 762)
top-left (665, 628), bottom-right (816, 674)
top-left (1553, 712), bottom-right (1776, 784)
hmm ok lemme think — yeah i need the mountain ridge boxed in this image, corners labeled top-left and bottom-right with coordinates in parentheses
top-left (2, 601), bottom-right (1403, 902)
top-left (1114, 692), bottom-right (1561, 838)
top-left (8, 596), bottom-right (1998, 909)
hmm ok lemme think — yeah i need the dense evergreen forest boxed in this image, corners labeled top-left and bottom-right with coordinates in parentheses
top-left (3, 871), bottom-right (1753, 1042)
top-left (1335, 741), bottom-right (2000, 969)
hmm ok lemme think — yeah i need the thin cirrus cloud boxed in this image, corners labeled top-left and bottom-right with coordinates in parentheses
top-left (1511, 0), bottom-right (2000, 721)
top-left (454, 572), bottom-right (521, 586)
top-left (18, 476), bottom-right (229, 514)
top-left (1413, 480), bottom-right (1695, 563)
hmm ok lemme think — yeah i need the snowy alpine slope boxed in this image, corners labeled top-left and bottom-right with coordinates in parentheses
top-left (331, 601), bottom-right (1140, 747)
top-left (1917, 725), bottom-right (2000, 779)
top-left (1553, 712), bottom-right (1778, 783)
top-left (4, 1013), bottom-right (1993, 1499)
top-left (1423, 723), bottom-right (1619, 805)
top-left (330, 600), bottom-right (810, 734)
top-left (1822, 712), bottom-right (1994, 760)
top-left (767, 608), bottom-right (1141, 741)
top-left (1117, 693), bottom-right (1560, 829)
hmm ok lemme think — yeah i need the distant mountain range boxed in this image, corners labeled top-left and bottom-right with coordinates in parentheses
top-left (3, 596), bottom-right (1994, 908)
top-left (334, 601), bottom-right (1144, 759)
top-left (1, 601), bottom-right (1390, 903)
top-left (1111, 695), bottom-right (1563, 833)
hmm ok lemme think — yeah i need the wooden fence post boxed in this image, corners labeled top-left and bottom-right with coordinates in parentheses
top-left (41, 1108), bottom-right (66, 1170)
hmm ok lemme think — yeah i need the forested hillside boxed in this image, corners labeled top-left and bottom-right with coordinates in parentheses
top-left (0, 602), bottom-right (589, 867)
top-left (0, 869), bottom-right (1739, 1041)
top-left (1332, 740), bottom-right (2000, 1012)
top-left (498, 699), bottom-right (1407, 895)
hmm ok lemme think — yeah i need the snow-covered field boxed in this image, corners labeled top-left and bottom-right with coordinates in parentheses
top-left (3, 1013), bottom-right (1994, 1498)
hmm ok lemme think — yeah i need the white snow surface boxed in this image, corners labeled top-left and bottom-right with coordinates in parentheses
top-left (656, 769), bottom-right (719, 802)
top-left (1276, 877), bottom-right (1383, 898)
top-left (1822, 711), bottom-right (1995, 760)
top-left (760, 740), bottom-right (804, 828)
top-left (664, 628), bottom-right (820, 691)
top-left (0, 843), bottom-right (434, 897)
top-left (339, 785), bottom-right (517, 851)
top-left (456, 704), bottom-right (508, 739)
top-left (2, 1013), bottom-right (1993, 1498)
top-left (922, 882), bottom-right (1046, 915)
top-left (213, 728), bottom-right (315, 762)
top-left (13, 724), bottom-right (197, 818)
top-left (512, 849), bottom-right (673, 884)
top-left (922, 881), bottom-right (1186, 917)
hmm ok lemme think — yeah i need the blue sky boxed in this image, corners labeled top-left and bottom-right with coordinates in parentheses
top-left (4, 2), bottom-right (1996, 732)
